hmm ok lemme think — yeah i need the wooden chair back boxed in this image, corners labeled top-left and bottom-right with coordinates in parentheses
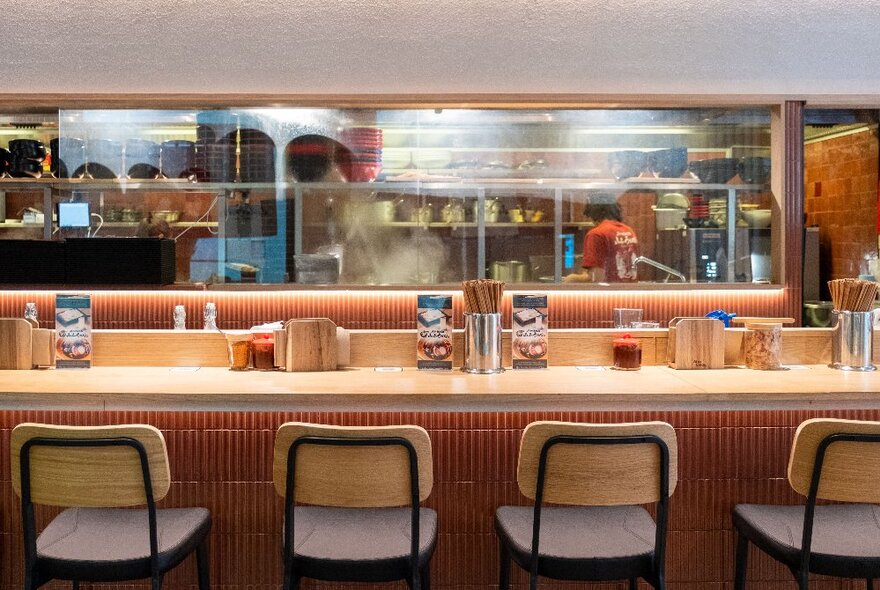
top-left (11, 423), bottom-right (171, 507)
top-left (788, 418), bottom-right (880, 503)
top-left (517, 421), bottom-right (678, 506)
top-left (273, 422), bottom-right (433, 508)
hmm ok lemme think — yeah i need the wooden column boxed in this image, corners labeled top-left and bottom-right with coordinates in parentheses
top-left (772, 100), bottom-right (806, 323)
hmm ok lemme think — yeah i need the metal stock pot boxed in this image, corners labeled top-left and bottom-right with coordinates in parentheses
top-left (489, 260), bottom-right (529, 282)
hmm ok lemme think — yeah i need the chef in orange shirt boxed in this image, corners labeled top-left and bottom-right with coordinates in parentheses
top-left (564, 194), bottom-right (639, 283)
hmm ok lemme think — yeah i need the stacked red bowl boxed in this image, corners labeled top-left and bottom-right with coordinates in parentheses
top-left (689, 195), bottom-right (709, 219)
top-left (340, 127), bottom-right (382, 182)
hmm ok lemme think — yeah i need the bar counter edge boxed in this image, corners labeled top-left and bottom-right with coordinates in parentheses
top-left (1, 365), bottom-right (879, 412)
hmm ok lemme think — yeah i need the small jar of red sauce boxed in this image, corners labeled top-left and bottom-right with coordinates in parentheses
top-left (251, 330), bottom-right (276, 370)
top-left (612, 334), bottom-right (642, 371)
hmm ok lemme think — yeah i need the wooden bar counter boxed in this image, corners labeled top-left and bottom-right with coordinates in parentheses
top-left (2, 354), bottom-right (879, 589)
top-left (1, 365), bottom-right (880, 411)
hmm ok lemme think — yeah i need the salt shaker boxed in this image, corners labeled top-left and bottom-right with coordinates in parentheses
top-left (24, 302), bottom-right (37, 323)
top-left (173, 305), bottom-right (187, 330)
top-left (203, 302), bottom-right (218, 331)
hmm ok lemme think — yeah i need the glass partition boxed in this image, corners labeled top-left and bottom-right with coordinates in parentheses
top-left (0, 106), bottom-right (775, 286)
top-left (802, 109), bottom-right (879, 307)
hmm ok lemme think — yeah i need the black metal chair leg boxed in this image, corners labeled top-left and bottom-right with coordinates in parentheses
top-left (405, 565), bottom-right (421, 590)
top-left (869, 579), bottom-right (875, 590)
top-left (196, 538), bottom-right (210, 590)
top-left (420, 563), bottom-right (431, 590)
top-left (499, 543), bottom-right (511, 590)
top-left (795, 570), bottom-right (809, 590)
top-left (734, 530), bottom-right (749, 590)
top-left (282, 560), bottom-right (294, 590)
top-left (72, 581), bottom-right (80, 590)
top-left (151, 572), bottom-right (164, 590)
top-left (629, 578), bottom-right (639, 590)
top-left (654, 572), bottom-right (666, 590)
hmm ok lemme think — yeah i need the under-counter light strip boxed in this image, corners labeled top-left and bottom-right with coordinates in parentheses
top-left (0, 288), bottom-right (787, 330)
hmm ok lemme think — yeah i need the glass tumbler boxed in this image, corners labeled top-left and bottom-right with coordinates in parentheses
top-left (613, 308), bottom-right (643, 329)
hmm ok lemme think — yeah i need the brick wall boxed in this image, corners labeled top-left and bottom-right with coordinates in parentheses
top-left (804, 128), bottom-right (879, 285)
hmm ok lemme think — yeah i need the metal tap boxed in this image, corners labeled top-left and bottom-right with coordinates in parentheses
top-left (633, 256), bottom-right (687, 283)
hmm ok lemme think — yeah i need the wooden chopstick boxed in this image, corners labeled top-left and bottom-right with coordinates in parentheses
top-left (828, 278), bottom-right (878, 312)
top-left (462, 279), bottom-right (504, 314)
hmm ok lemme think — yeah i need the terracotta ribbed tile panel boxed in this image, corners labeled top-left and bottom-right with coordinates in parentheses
top-left (0, 288), bottom-right (787, 330)
top-left (1, 408), bottom-right (874, 590)
top-left (667, 530), bottom-right (727, 581)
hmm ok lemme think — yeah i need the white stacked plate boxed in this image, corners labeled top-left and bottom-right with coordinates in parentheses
top-left (412, 150), bottom-right (452, 170)
top-left (382, 150), bottom-right (412, 170)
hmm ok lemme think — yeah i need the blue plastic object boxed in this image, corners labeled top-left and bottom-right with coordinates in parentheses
top-left (706, 309), bottom-right (737, 327)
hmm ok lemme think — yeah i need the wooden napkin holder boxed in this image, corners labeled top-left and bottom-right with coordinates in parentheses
top-left (0, 318), bottom-right (55, 369)
top-left (283, 318), bottom-right (338, 372)
top-left (667, 317), bottom-right (725, 370)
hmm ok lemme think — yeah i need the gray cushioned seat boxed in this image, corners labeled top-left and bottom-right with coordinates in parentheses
top-left (494, 505), bottom-right (656, 581)
top-left (290, 506), bottom-right (438, 582)
top-left (734, 504), bottom-right (880, 578)
top-left (36, 507), bottom-right (211, 582)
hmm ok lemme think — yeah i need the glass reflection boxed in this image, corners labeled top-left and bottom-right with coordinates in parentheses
top-left (28, 107), bottom-right (778, 285)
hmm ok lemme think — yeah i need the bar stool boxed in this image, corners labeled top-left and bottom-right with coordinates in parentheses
top-left (494, 420), bottom-right (678, 590)
top-left (10, 423), bottom-right (211, 590)
top-left (734, 418), bottom-right (880, 590)
top-left (273, 422), bottom-right (436, 590)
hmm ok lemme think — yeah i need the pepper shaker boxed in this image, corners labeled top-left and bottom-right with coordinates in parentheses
top-left (173, 305), bottom-right (187, 330)
top-left (203, 302), bottom-right (217, 331)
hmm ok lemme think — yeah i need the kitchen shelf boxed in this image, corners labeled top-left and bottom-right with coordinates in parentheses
top-left (380, 146), bottom-right (732, 153)
top-left (99, 221), bottom-right (217, 229)
top-left (0, 176), bottom-right (768, 284)
top-left (0, 221), bottom-right (43, 228)
top-left (0, 178), bottom-right (769, 193)
top-left (0, 178), bottom-right (269, 192)
top-left (0, 220), bottom-right (216, 230)
top-left (350, 221), bottom-right (596, 229)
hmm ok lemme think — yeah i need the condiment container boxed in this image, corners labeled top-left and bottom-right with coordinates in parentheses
top-left (173, 305), bottom-right (186, 330)
top-left (24, 302), bottom-right (37, 324)
top-left (251, 329), bottom-right (276, 371)
top-left (204, 302), bottom-right (218, 331)
top-left (463, 312), bottom-right (503, 374)
top-left (612, 334), bottom-right (641, 370)
top-left (742, 322), bottom-right (782, 370)
top-left (830, 310), bottom-right (876, 371)
top-left (225, 333), bottom-right (253, 371)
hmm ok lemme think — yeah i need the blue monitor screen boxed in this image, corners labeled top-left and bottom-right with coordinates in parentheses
top-left (561, 233), bottom-right (576, 269)
top-left (58, 202), bottom-right (90, 228)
